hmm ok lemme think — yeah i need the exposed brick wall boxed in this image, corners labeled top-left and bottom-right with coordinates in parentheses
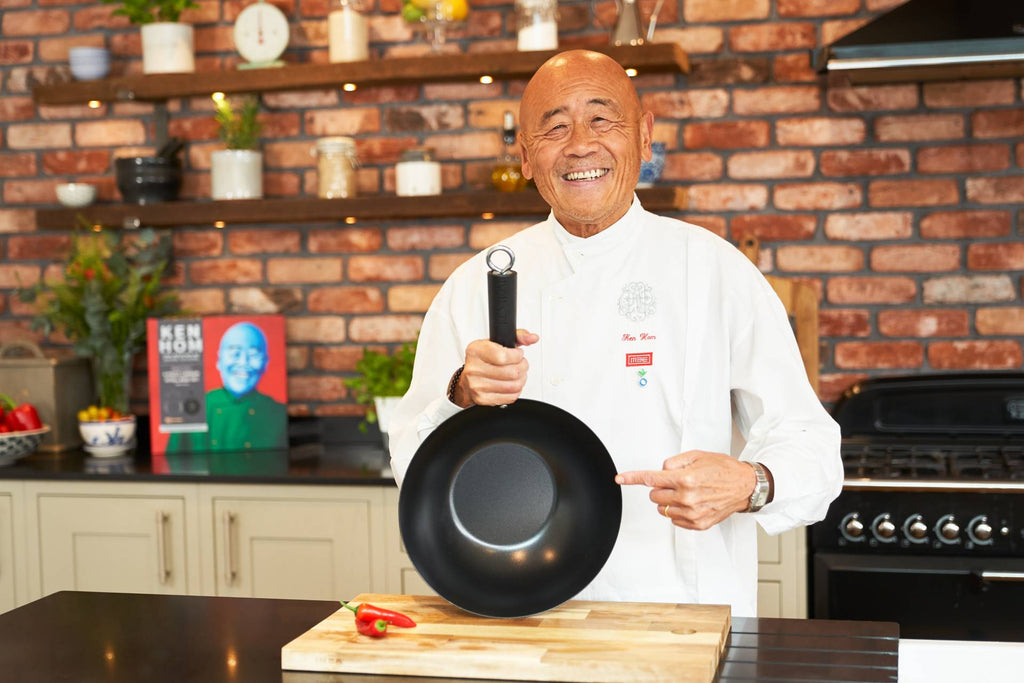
top-left (1, 0), bottom-right (1022, 416)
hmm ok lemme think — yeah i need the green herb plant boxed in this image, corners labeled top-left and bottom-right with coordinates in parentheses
top-left (17, 224), bottom-right (180, 413)
top-left (214, 95), bottom-right (263, 151)
top-left (344, 341), bottom-right (417, 431)
top-left (100, 0), bottom-right (199, 25)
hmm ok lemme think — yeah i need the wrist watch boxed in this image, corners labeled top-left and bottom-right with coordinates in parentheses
top-left (747, 462), bottom-right (770, 512)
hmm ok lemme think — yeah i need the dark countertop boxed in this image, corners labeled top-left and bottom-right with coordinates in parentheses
top-left (0, 416), bottom-right (396, 486)
top-left (0, 592), bottom-right (899, 683)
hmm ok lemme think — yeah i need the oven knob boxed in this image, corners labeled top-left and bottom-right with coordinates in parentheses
top-left (903, 515), bottom-right (929, 543)
top-left (842, 513), bottom-right (865, 541)
top-left (968, 516), bottom-right (994, 545)
top-left (873, 514), bottom-right (896, 541)
top-left (937, 515), bottom-right (960, 544)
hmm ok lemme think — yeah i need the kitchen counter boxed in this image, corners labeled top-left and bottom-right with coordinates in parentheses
top-left (0, 591), bottom-right (899, 682)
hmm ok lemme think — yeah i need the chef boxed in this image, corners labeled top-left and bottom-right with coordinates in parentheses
top-left (388, 49), bottom-right (843, 617)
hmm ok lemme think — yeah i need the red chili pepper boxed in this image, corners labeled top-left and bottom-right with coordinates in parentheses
top-left (0, 395), bottom-right (42, 432)
top-left (342, 600), bottom-right (416, 628)
top-left (355, 618), bottom-right (388, 638)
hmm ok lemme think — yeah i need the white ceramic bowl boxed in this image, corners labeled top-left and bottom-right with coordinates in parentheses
top-left (68, 47), bottom-right (110, 81)
top-left (79, 415), bottom-right (136, 458)
top-left (0, 426), bottom-right (50, 467)
top-left (56, 182), bottom-right (97, 208)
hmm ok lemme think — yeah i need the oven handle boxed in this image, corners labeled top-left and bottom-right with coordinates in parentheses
top-left (977, 571), bottom-right (1024, 582)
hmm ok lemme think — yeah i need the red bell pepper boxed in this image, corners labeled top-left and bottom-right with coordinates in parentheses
top-left (0, 395), bottom-right (43, 432)
top-left (355, 618), bottom-right (388, 638)
top-left (342, 600), bottom-right (416, 628)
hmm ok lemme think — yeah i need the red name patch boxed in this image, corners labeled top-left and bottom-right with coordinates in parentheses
top-left (625, 352), bottom-right (653, 367)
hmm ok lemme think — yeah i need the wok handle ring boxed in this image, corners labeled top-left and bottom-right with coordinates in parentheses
top-left (487, 245), bottom-right (518, 349)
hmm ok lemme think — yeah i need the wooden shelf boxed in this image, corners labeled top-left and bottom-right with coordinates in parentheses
top-left (35, 187), bottom-right (688, 230)
top-left (32, 44), bottom-right (689, 106)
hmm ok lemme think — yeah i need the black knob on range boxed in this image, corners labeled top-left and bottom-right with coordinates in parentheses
top-left (968, 516), bottom-right (994, 545)
top-left (873, 514), bottom-right (896, 542)
top-left (841, 513), bottom-right (865, 541)
top-left (903, 515), bottom-right (929, 543)
top-left (936, 515), bottom-right (960, 544)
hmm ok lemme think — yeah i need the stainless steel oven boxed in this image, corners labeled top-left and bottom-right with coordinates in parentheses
top-left (808, 373), bottom-right (1024, 641)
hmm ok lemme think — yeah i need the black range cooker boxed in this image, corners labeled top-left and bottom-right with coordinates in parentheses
top-left (809, 373), bottom-right (1024, 642)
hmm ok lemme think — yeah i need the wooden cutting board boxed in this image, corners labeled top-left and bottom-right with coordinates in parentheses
top-left (282, 593), bottom-right (730, 682)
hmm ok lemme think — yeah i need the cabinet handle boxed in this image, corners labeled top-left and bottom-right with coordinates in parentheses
top-left (155, 511), bottom-right (171, 584)
top-left (980, 571), bottom-right (1024, 582)
top-left (222, 510), bottom-right (237, 585)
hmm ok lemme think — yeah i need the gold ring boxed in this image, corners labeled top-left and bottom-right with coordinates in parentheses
top-left (662, 504), bottom-right (670, 517)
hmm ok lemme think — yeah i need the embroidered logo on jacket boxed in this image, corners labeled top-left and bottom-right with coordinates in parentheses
top-left (625, 352), bottom-right (653, 367)
top-left (617, 282), bottom-right (656, 322)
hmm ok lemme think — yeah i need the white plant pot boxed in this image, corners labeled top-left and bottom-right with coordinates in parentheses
top-left (373, 396), bottom-right (402, 435)
top-left (141, 22), bottom-right (195, 74)
top-left (210, 149), bottom-right (263, 200)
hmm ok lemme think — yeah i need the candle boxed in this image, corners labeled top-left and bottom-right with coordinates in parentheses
top-left (328, 6), bottom-right (369, 63)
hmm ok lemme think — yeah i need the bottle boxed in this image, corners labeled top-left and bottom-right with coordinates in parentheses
top-left (491, 111), bottom-right (528, 193)
top-left (396, 147), bottom-right (441, 196)
top-left (315, 136), bottom-right (358, 198)
top-left (329, 0), bottom-right (369, 63)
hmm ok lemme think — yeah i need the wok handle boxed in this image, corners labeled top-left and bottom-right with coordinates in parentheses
top-left (487, 250), bottom-right (517, 349)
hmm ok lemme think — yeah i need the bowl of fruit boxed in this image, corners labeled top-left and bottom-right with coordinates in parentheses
top-left (78, 405), bottom-right (136, 458)
top-left (401, 0), bottom-right (469, 50)
top-left (0, 395), bottom-right (50, 466)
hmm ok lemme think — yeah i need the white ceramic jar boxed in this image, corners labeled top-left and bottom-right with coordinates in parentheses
top-left (315, 136), bottom-right (358, 199)
top-left (328, 0), bottom-right (369, 63)
top-left (396, 148), bottom-right (441, 197)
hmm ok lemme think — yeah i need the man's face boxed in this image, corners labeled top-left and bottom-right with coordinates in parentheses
top-left (519, 53), bottom-right (653, 237)
top-left (217, 323), bottom-right (268, 398)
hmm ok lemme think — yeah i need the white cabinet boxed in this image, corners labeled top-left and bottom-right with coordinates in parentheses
top-left (24, 481), bottom-right (200, 600)
top-left (0, 482), bottom-right (26, 613)
top-left (756, 526), bottom-right (807, 618)
top-left (199, 484), bottom-right (388, 601)
top-left (382, 486), bottom-right (434, 596)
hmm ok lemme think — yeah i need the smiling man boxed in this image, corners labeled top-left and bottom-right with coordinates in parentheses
top-left (388, 50), bottom-right (842, 617)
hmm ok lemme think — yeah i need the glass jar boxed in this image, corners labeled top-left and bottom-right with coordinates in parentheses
top-left (328, 0), bottom-right (369, 63)
top-left (396, 147), bottom-right (441, 197)
top-left (515, 0), bottom-right (558, 52)
top-left (315, 136), bottom-right (357, 199)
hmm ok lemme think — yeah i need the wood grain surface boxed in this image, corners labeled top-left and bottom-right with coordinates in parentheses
top-left (282, 594), bottom-right (730, 683)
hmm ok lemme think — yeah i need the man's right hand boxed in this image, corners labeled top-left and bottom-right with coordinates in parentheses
top-left (451, 329), bottom-right (539, 408)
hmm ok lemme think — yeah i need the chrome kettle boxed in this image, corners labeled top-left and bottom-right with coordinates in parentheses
top-left (610, 0), bottom-right (663, 46)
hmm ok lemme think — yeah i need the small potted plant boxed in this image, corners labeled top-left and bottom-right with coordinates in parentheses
top-left (17, 226), bottom-right (180, 456)
top-left (344, 340), bottom-right (416, 437)
top-left (210, 94), bottom-right (264, 200)
top-left (101, 0), bottom-right (199, 74)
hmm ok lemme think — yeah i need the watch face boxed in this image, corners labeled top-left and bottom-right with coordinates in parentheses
top-left (234, 3), bottom-right (290, 64)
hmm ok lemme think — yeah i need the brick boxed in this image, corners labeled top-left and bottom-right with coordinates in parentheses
top-left (827, 276), bottom-right (917, 304)
top-left (778, 0), bottom-right (859, 16)
top-left (868, 179), bottom-right (959, 207)
top-left (662, 152), bottom-right (724, 181)
top-left (227, 229), bottom-right (302, 254)
top-left (641, 90), bottom-right (730, 119)
top-left (312, 346), bottom-right (367, 372)
top-left (774, 182), bottom-right (861, 210)
top-left (306, 286), bottom-right (383, 314)
top-left (468, 221), bottom-right (532, 250)
top-left (871, 244), bottom-right (961, 272)
top-left (966, 177), bottom-right (1024, 204)
top-left (976, 308), bottom-right (1024, 335)
top-left (228, 287), bottom-right (303, 314)
top-left (388, 284), bottom-right (442, 312)
top-left (6, 123), bottom-right (71, 149)
top-left (6, 235), bottom-right (69, 260)
top-left (263, 90), bottom-right (339, 109)
top-left (773, 53), bottom-right (818, 83)
top-left (172, 231), bottom-right (223, 258)
top-left (777, 245), bottom-right (863, 272)
top-left (348, 255), bottom-right (424, 282)
top-left (835, 341), bottom-right (924, 369)
top-left (0, 320), bottom-right (44, 345)
top-left (429, 253), bottom-right (473, 280)
top-left (0, 96), bottom-right (34, 121)
top-left (75, 120), bottom-right (147, 147)
top-left (190, 259), bottom-right (262, 284)
top-left (827, 84), bottom-right (918, 112)
top-left (386, 225), bottom-right (465, 251)
top-left (685, 57), bottom-right (770, 86)
top-left (286, 347), bottom-right (309, 373)
top-left (825, 212), bottom-right (912, 240)
top-left (876, 114), bottom-right (964, 142)
top-left (688, 183), bottom-right (769, 211)
top-left (922, 275), bottom-right (1016, 304)
top-left (0, 209), bottom-right (35, 233)
top-left (308, 227), bottom-right (383, 253)
top-left (421, 131), bottom-right (499, 161)
top-left (177, 289), bottom-right (226, 315)
top-left (304, 107), bottom-right (382, 137)
top-left (267, 257), bottom-right (342, 284)
top-left (776, 117), bottom-right (866, 146)
top-left (347, 314), bottom-right (423, 343)
top-left (819, 373), bottom-right (869, 404)
top-left (73, 4), bottom-right (130, 31)
top-left (917, 143), bottom-right (1009, 174)
top-left (288, 375), bottom-right (348, 402)
top-left (972, 109), bottom-right (1024, 138)
top-left (684, 215), bottom-right (728, 238)
top-left (733, 86), bottom-right (820, 115)
top-left (923, 80), bottom-right (1016, 108)
top-left (685, 0), bottom-right (769, 22)
top-left (878, 309), bottom-right (969, 338)
top-left (727, 150), bottom-right (815, 179)
top-left (385, 104), bottom-right (466, 132)
top-left (0, 152), bottom-right (37, 177)
top-left (730, 214), bottom-right (817, 241)
top-left (928, 341), bottom-right (1023, 370)
top-left (40, 150), bottom-right (109, 175)
top-left (0, 264), bottom-right (40, 288)
top-left (820, 148), bottom-right (910, 177)
top-left (655, 27), bottom-right (724, 54)
top-left (263, 171), bottom-right (302, 198)
top-left (819, 309), bottom-right (871, 337)
top-left (920, 210), bottom-right (1010, 239)
top-left (0, 40), bottom-right (33, 64)
top-left (684, 121), bottom-right (770, 149)
top-left (967, 243), bottom-right (1024, 271)
top-left (287, 316), bottom-right (347, 343)
top-left (728, 23), bottom-right (816, 52)
top-left (4, 179), bottom-right (61, 204)
top-left (3, 9), bottom-right (69, 36)
top-left (867, 0), bottom-right (908, 9)
top-left (421, 81), bottom-right (502, 102)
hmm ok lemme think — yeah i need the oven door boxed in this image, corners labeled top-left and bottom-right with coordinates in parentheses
top-left (812, 554), bottom-right (1024, 641)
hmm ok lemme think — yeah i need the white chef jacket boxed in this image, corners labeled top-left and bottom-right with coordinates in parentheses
top-left (388, 197), bottom-right (843, 617)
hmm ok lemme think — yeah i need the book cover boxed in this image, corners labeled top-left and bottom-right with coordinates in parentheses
top-left (147, 315), bottom-right (288, 456)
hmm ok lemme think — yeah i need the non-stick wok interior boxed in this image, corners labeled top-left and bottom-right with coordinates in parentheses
top-left (399, 399), bottom-right (621, 618)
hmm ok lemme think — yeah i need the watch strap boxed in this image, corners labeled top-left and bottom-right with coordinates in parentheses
top-left (747, 462), bottom-right (770, 513)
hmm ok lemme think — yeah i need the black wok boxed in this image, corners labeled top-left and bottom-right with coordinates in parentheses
top-left (399, 245), bottom-right (621, 618)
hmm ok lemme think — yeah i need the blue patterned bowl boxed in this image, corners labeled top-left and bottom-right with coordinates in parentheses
top-left (638, 142), bottom-right (666, 188)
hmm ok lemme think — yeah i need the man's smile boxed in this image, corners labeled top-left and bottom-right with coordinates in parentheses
top-left (562, 168), bottom-right (609, 182)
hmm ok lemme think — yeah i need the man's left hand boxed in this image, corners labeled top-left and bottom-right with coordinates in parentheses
top-left (615, 451), bottom-right (756, 530)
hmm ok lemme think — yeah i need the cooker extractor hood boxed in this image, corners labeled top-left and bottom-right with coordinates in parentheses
top-left (815, 0), bottom-right (1024, 85)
